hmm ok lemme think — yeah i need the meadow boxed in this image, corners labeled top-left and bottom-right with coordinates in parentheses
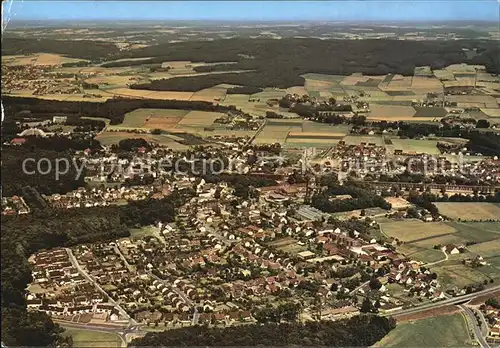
top-left (96, 131), bottom-right (189, 150)
top-left (375, 313), bottom-right (472, 347)
top-left (111, 108), bottom-right (189, 130)
top-left (388, 219), bottom-right (500, 288)
top-left (390, 139), bottom-right (441, 155)
top-left (3, 53), bottom-right (89, 66)
top-left (62, 327), bottom-right (122, 348)
top-left (435, 202), bottom-right (500, 221)
top-left (380, 220), bottom-right (456, 242)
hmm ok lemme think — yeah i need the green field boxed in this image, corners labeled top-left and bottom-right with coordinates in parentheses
top-left (112, 108), bottom-right (190, 130)
top-left (96, 132), bottom-right (189, 150)
top-left (342, 135), bottom-right (385, 146)
top-left (448, 222), bottom-right (500, 243)
top-left (468, 239), bottom-right (500, 258)
top-left (433, 261), bottom-right (493, 289)
top-left (391, 139), bottom-right (440, 155)
top-left (380, 220), bottom-right (456, 242)
top-left (62, 327), bottom-right (122, 348)
top-left (376, 314), bottom-right (472, 347)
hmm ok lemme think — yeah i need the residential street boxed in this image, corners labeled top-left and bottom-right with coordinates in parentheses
top-left (65, 248), bottom-right (138, 327)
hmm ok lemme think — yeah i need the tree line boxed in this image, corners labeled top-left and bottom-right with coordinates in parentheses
top-left (130, 315), bottom-right (396, 347)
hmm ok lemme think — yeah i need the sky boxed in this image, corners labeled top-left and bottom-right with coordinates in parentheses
top-left (2, 0), bottom-right (499, 22)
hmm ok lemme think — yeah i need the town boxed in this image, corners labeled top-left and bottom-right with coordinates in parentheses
top-left (2, 4), bottom-right (500, 348)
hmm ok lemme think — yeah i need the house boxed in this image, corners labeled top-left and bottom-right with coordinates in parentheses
top-left (322, 306), bottom-right (360, 320)
top-left (10, 138), bottom-right (27, 146)
top-left (442, 244), bottom-right (461, 255)
top-left (27, 298), bottom-right (42, 309)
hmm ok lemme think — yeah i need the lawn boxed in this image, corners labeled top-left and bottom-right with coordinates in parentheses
top-left (375, 313), bottom-right (472, 347)
top-left (435, 203), bottom-right (500, 221)
top-left (380, 220), bottom-right (456, 242)
top-left (408, 249), bottom-right (446, 264)
top-left (62, 327), bottom-right (122, 348)
top-left (129, 225), bottom-right (159, 239)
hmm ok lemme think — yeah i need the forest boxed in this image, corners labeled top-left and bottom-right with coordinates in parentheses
top-left (2, 37), bottom-right (119, 61)
top-left (2, 147), bottom-right (86, 197)
top-left (312, 176), bottom-right (392, 213)
top-left (4, 37), bottom-right (499, 90)
top-left (130, 316), bottom-right (396, 346)
top-left (121, 38), bottom-right (500, 90)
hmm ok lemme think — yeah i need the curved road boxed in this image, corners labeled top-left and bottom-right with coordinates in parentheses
top-left (460, 304), bottom-right (490, 348)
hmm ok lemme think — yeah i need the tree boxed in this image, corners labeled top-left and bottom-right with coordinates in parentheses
top-left (476, 119), bottom-right (490, 129)
top-left (360, 298), bottom-right (374, 313)
top-left (369, 277), bottom-right (382, 290)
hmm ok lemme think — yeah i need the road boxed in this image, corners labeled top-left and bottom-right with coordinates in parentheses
top-left (460, 304), bottom-right (490, 348)
top-left (246, 119), bottom-right (267, 146)
top-left (385, 285), bottom-right (500, 318)
top-left (55, 319), bottom-right (146, 347)
top-left (147, 270), bottom-right (199, 325)
top-left (349, 281), bottom-right (369, 295)
top-left (113, 245), bottom-right (134, 273)
top-left (152, 225), bottom-right (167, 246)
top-left (205, 224), bottom-right (234, 247)
top-left (424, 250), bottom-right (448, 267)
top-left (65, 248), bottom-right (138, 327)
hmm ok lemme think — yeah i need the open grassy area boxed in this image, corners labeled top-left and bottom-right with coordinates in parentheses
top-left (380, 220), bottom-right (456, 242)
top-left (376, 313), bottom-right (472, 347)
top-left (267, 237), bottom-right (307, 255)
top-left (448, 221), bottom-right (500, 243)
top-left (468, 239), bottom-right (500, 258)
top-left (175, 110), bottom-right (227, 128)
top-left (115, 108), bottom-right (189, 130)
top-left (435, 203), bottom-right (500, 221)
top-left (3, 53), bottom-right (89, 66)
top-left (62, 327), bottom-right (122, 348)
top-left (391, 138), bottom-right (441, 155)
top-left (433, 262), bottom-right (492, 289)
top-left (96, 131), bottom-right (189, 150)
top-left (129, 225), bottom-right (159, 239)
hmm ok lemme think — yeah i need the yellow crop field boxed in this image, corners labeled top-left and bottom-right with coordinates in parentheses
top-left (368, 104), bottom-right (416, 120)
top-left (190, 87), bottom-right (227, 102)
top-left (175, 110), bottom-right (227, 128)
top-left (106, 88), bottom-right (195, 100)
top-left (2, 53), bottom-right (88, 66)
top-left (286, 86), bottom-right (308, 96)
